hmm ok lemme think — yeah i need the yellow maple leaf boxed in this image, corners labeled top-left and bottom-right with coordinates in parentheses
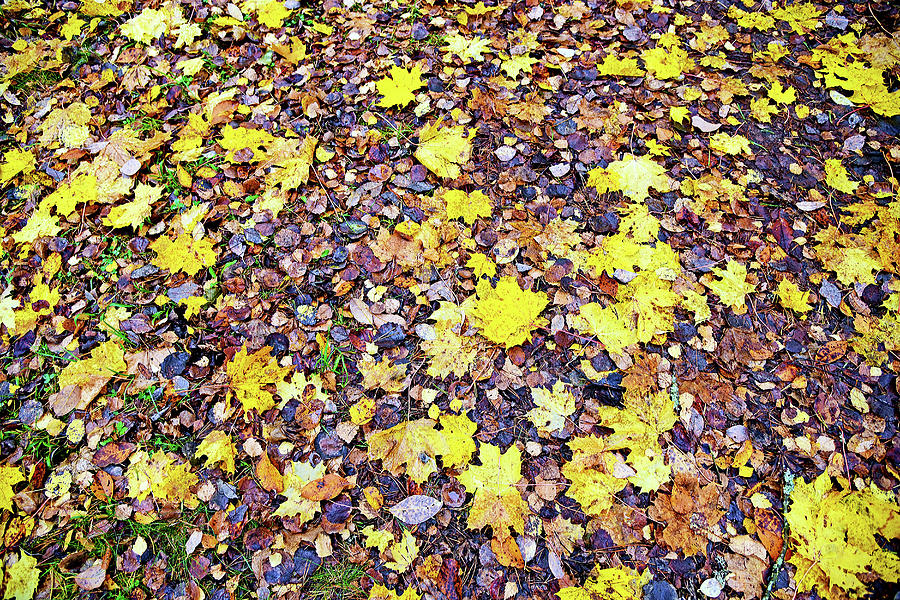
top-left (362, 525), bottom-right (395, 553)
top-left (227, 346), bottom-right (293, 416)
top-left (768, 80), bottom-right (797, 105)
top-left (442, 189), bottom-right (492, 224)
top-left (441, 34), bottom-right (493, 63)
top-left (195, 430), bottom-right (237, 474)
top-left (423, 303), bottom-right (482, 379)
top-left (272, 461), bottom-right (325, 520)
top-left (57, 340), bottom-right (126, 411)
top-left (707, 260), bottom-right (755, 312)
top-left (219, 125), bottom-right (278, 163)
top-left (0, 465), bottom-right (25, 513)
top-left (121, 9), bottom-right (168, 44)
top-left (150, 234), bottom-right (216, 276)
top-left (500, 54), bottom-right (537, 79)
top-left (588, 155), bottom-right (670, 202)
top-left (570, 303), bottom-right (639, 355)
top-left (126, 450), bottom-right (198, 507)
top-left (43, 174), bottom-right (98, 219)
top-left (470, 276), bottom-right (548, 348)
top-left (60, 14), bottom-right (85, 40)
top-left (369, 583), bottom-right (420, 600)
top-left (264, 135), bottom-right (318, 190)
top-left (368, 419), bottom-right (449, 483)
top-left (439, 413), bottom-right (477, 469)
top-left (12, 206), bottom-right (60, 247)
top-left (2, 551), bottom-right (40, 600)
top-left (557, 565), bottom-right (650, 600)
top-left (104, 183), bottom-right (158, 229)
top-left (771, 2), bottom-right (823, 34)
top-left (385, 529), bottom-right (419, 573)
top-left (358, 354), bottom-right (408, 393)
top-left (244, 0), bottom-right (291, 28)
top-left (457, 444), bottom-right (527, 539)
top-left (414, 119), bottom-right (473, 179)
top-left (787, 473), bottom-right (900, 600)
top-left (751, 97), bottom-right (779, 123)
top-left (0, 149), bottom-right (35, 185)
top-left (561, 436), bottom-right (628, 516)
top-left (376, 66), bottom-right (425, 108)
top-left (272, 36), bottom-right (307, 64)
top-left (40, 103), bottom-right (91, 149)
top-left (824, 158), bottom-right (859, 194)
top-left (598, 390), bottom-right (676, 492)
top-left (777, 279), bottom-right (812, 314)
top-left (596, 54), bottom-right (645, 77)
top-left (466, 253), bottom-right (497, 278)
top-left (709, 132), bottom-right (752, 156)
top-left (642, 44), bottom-right (695, 80)
top-left (528, 380), bottom-right (576, 435)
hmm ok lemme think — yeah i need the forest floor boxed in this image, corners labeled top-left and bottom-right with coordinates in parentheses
top-left (1, 1), bottom-right (900, 600)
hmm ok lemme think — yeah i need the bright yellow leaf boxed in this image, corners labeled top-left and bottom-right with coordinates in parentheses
top-left (557, 565), bottom-right (650, 600)
top-left (439, 413), bottom-right (477, 469)
top-left (2, 552), bottom-right (39, 600)
top-left (227, 345), bottom-right (293, 416)
top-left (376, 66), bottom-right (425, 108)
top-left (824, 159), bottom-right (859, 194)
top-left (470, 276), bottom-right (548, 348)
top-left (787, 473), bottom-right (900, 600)
top-left (457, 444), bottom-right (527, 539)
top-left (527, 380), bottom-right (576, 435)
top-left (195, 430), bottom-right (237, 474)
top-left (150, 234), bottom-right (216, 276)
top-left (707, 260), bottom-right (755, 312)
top-left (777, 279), bottom-right (812, 313)
top-left (442, 189), bottom-right (492, 224)
top-left (414, 119), bottom-right (473, 179)
top-left (0, 465), bottom-right (25, 513)
top-left (368, 419), bottom-right (449, 483)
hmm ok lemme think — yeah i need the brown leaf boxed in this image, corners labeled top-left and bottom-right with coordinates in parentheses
top-left (815, 339), bottom-right (847, 363)
top-left (92, 442), bottom-right (136, 468)
top-left (49, 385), bottom-right (82, 417)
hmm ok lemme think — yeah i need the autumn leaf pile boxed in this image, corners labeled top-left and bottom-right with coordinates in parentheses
top-left (1, 1), bottom-right (900, 600)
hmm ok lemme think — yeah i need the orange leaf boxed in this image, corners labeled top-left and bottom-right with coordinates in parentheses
top-left (491, 536), bottom-right (524, 569)
top-left (301, 474), bottom-right (350, 501)
top-left (256, 452), bottom-right (284, 493)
